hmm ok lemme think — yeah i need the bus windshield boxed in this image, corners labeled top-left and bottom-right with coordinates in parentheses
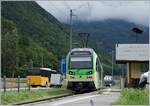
top-left (70, 56), bottom-right (92, 69)
top-left (27, 69), bottom-right (55, 77)
top-left (27, 69), bottom-right (41, 75)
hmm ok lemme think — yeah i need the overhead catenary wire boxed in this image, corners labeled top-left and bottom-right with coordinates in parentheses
top-left (49, 1), bottom-right (93, 49)
top-left (41, 1), bottom-right (71, 38)
top-left (63, 0), bottom-right (71, 10)
top-left (50, 1), bottom-right (68, 22)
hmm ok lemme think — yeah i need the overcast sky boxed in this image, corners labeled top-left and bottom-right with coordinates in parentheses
top-left (37, 1), bottom-right (150, 26)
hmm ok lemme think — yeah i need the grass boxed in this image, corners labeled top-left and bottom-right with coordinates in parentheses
top-left (112, 88), bottom-right (149, 105)
top-left (1, 88), bottom-right (72, 105)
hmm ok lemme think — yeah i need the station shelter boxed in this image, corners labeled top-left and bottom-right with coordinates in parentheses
top-left (115, 44), bottom-right (149, 88)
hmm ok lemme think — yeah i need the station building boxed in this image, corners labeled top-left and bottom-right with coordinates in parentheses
top-left (115, 44), bottom-right (149, 87)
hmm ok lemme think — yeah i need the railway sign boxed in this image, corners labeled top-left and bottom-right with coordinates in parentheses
top-left (116, 44), bottom-right (149, 62)
top-left (61, 59), bottom-right (66, 78)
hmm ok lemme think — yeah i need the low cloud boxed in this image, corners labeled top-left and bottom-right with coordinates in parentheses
top-left (37, 1), bottom-right (149, 26)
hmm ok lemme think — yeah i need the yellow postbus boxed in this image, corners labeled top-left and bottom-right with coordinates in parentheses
top-left (27, 68), bottom-right (56, 87)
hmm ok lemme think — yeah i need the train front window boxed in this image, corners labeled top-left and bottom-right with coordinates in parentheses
top-left (70, 56), bottom-right (92, 69)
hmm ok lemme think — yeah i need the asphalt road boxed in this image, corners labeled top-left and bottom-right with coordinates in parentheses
top-left (23, 88), bottom-right (120, 106)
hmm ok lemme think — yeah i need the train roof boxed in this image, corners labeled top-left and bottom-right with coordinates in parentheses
top-left (71, 48), bottom-right (94, 52)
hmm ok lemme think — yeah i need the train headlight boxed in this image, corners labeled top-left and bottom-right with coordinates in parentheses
top-left (87, 71), bottom-right (93, 75)
top-left (69, 71), bottom-right (74, 75)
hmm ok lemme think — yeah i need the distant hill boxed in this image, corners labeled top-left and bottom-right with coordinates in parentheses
top-left (1, 1), bottom-right (72, 77)
top-left (73, 19), bottom-right (149, 52)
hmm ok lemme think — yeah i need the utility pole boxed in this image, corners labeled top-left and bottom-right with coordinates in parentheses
top-left (30, 59), bottom-right (33, 68)
top-left (70, 9), bottom-right (73, 51)
top-left (131, 27), bottom-right (143, 43)
top-left (41, 53), bottom-right (44, 68)
top-left (112, 50), bottom-right (114, 79)
top-left (69, 9), bottom-right (76, 51)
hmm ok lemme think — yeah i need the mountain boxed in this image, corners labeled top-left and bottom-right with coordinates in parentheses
top-left (73, 19), bottom-right (149, 52)
top-left (1, 1), bottom-right (73, 77)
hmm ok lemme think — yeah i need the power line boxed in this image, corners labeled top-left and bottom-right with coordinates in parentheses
top-left (74, 2), bottom-right (88, 10)
top-left (50, 1), bottom-right (68, 22)
top-left (64, 1), bottom-right (71, 10)
top-left (42, 1), bottom-right (70, 37)
top-left (87, 2), bottom-right (91, 23)
top-left (46, 12), bottom-right (70, 37)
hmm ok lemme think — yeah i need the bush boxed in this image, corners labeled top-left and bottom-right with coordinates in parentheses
top-left (113, 88), bottom-right (149, 105)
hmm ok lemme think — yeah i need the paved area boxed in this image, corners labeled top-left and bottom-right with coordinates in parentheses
top-left (23, 88), bottom-right (120, 106)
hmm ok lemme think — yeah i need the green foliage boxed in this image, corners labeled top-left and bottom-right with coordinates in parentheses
top-left (1, 18), bottom-right (18, 77)
top-left (112, 88), bottom-right (149, 105)
top-left (1, 1), bottom-right (72, 77)
top-left (1, 88), bottom-right (72, 105)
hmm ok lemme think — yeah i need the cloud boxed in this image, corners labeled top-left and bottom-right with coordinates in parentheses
top-left (37, 1), bottom-right (149, 26)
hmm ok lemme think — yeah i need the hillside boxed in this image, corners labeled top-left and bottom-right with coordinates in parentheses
top-left (1, 1), bottom-right (72, 77)
top-left (73, 19), bottom-right (149, 52)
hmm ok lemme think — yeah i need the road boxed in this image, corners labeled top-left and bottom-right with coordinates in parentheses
top-left (22, 88), bottom-right (120, 106)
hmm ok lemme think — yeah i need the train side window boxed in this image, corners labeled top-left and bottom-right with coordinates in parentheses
top-left (96, 58), bottom-right (98, 71)
top-left (96, 58), bottom-right (101, 72)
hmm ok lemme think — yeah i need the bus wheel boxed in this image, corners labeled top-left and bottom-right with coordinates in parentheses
top-left (31, 85), bottom-right (37, 87)
top-left (46, 82), bottom-right (48, 87)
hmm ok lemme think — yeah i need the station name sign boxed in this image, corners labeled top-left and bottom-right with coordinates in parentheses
top-left (116, 44), bottom-right (149, 62)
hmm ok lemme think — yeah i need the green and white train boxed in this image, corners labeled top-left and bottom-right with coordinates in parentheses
top-left (66, 48), bottom-right (102, 91)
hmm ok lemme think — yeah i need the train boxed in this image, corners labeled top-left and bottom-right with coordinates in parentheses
top-left (66, 48), bottom-right (102, 91)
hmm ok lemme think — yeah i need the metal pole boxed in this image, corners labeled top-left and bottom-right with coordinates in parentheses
top-left (100, 63), bottom-right (103, 88)
top-left (41, 53), bottom-right (44, 68)
top-left (70, 9), bottom-right (73, 51)
top-left (28, 78), bottom-right (31, 91)
top-left (30, 59), bottom-right (33, 68)
top-left (17, 76), bottom-right (20, 92)
top-left (3, 75), bottom-right (6, 92)
top-left (121, 64), bottom-right (124, 88)
top-left (112, 50), bottom-right (114, 79)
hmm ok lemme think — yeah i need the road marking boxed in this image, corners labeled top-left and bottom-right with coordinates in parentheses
top-left (51, 95), bottom-right (99, 106)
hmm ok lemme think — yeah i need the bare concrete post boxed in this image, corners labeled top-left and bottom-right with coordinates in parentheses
top-left (3, 75), bottom-right (6, 92)
top-left (17, 76), bottom-right (20, 92)
top-left (28, 78), bottom-right (31, 91)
